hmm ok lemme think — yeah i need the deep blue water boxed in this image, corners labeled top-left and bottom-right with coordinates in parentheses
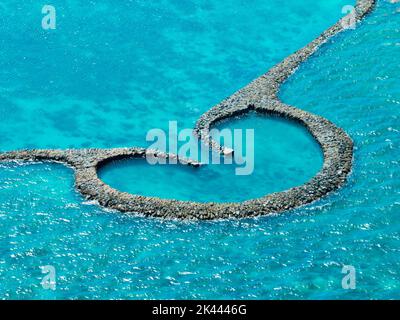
top-left (1, 0), bottom-right (399, 299)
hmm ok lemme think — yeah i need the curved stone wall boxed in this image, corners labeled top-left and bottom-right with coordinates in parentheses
top-left (0, 0), bottom-right (376, 220)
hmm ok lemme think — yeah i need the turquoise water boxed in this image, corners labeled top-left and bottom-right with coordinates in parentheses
top-left (1, 0), bottom-right (399, 299)
top-left (0, 0), bottom-right (348, 151)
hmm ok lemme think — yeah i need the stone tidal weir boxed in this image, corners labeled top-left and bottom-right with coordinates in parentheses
top-left (0, 0), bottom-right (376, 220)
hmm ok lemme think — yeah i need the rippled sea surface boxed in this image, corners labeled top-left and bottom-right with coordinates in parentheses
top-left (1, 0), bottom-right (399, 299)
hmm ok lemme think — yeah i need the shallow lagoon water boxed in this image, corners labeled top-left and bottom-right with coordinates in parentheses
top-left (99, 114), bottom-right (323, 203)
top-left (1, 0), bottom-right (399, 299)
